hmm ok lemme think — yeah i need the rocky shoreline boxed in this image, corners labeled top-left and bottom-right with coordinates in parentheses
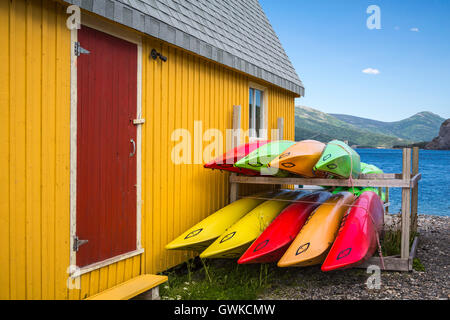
top-left (426, 119), bottom-right (450, 150)
top-left (260, 214), bottom-right (449, 300)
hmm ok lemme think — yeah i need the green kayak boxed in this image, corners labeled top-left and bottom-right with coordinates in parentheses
top-left (358, 163), bottom-right (385, 201)
top-left (361, 162), bottom-right (383, 175)
top-left (332, 186), bottom-right (361, 195)
top-left (332, 186), bottom-right (385, 202)
top-left (234, 140), bottom-right (295, 177)
top-left (356, 187), bottom-right (386, 202)
top-left (313, 140), bottom-right (361, 179)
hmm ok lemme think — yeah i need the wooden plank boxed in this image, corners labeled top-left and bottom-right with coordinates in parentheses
top-left (10, 0), bottom-right (27, 299)
top-left (355, 257), bottom-right (410, 272)
top-left (385, 187), bottom-right (389, 213)
top-left (230, 173), bottom-right (239, 203)
top-left (359, 173), bottom-right (402, 179)
top-left (232, 105), bottom-right (241, 147)
top-left (230, 175), bottom-right (410, 188)
top-left (411, 148), bottom-right (419, 232)
top-left (41, 0), bottom-right (57, 300)
top-left (401, 148), bottom-right (412, 260)
top-left (0, 0), bottom-right (10, 300)
top-left (277, 117), bottom-right (284, 140)
top-left (229, 105), bottom-right (241, 203)
top-left (354, 237), bottom-right (419, 272)
top-left (54, 6), bottom-right (71, 299)
top-left (86, 274), bottom-right (167, 300)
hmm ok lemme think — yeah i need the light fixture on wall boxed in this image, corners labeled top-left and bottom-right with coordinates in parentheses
top-left (150, 49), bottom-right (167, 62)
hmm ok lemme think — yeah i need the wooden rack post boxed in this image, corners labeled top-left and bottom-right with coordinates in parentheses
top-left (411, 147), bottom-right (419, 233)
top-left (385, 187), bottom-right (389, 213)
top-left (401, 148), bottom-right (412, 260)
top-left (228, 143), bottom-right (421, 271)
top-left (277, 117), bottom-right (284, 140)
top-left (229, 105), bottom-right (241, 203)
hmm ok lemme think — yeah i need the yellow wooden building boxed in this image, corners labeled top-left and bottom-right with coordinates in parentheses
top-left (0, 0), bottom-right (304, 299)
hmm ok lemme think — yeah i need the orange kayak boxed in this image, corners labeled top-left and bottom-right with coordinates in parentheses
top-left (269, 140), bottom-right (326, 178)
top-left (278, 192), bottom-right (355, 267)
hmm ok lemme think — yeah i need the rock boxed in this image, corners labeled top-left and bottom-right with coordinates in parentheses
top-left (426, 119), bottom-right (450, 150)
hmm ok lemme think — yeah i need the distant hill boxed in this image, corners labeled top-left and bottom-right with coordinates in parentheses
top-left (295, 106), bottom-right (411, 148)
top-left (330, 111), bottom-right (444, 142)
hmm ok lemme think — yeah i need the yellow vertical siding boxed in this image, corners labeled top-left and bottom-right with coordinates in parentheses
top-left (0, 0), bottom-right (296, 299)
top-left (140, 38), bottom-right (296, 274)
top-left (0, 0), bottom-right (71, 299)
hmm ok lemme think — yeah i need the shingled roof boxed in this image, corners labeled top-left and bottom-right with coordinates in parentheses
top-left (67, 0), bottom-right (304, 96)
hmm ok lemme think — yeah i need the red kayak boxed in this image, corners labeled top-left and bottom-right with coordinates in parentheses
top-left (321, 191), bottom-right (384, 272)
top-left (237, 191), bottom-right (332, 264)
top-left (204, 140), bottom-right (269, 176)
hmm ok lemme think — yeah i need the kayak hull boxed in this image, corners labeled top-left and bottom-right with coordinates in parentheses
top-left (199, 191), bottom-right (306, 259)
top-left (278, 192), bottom-right (355, 267)
top-left (268, 140), bottom-right (326, 178)
top-left (313, 140), bottom-right (361, 179)
top-left (204, 141), bottom-right (269, 176)
top-left (360, 162), bottom-right (383, 175)
top-left (321, 191), bottom-right (384, 272)
top-left (238, 191), bottom-right (332, 264)
top-left (234, 140), bottom-right (295, 177)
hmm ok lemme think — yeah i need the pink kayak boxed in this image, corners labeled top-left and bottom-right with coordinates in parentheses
top-left (204, 140), bottom-right (269, 176)
top-left (321, 191), bottom-right (384, 272)
top-left (238, 191), bottom-right (332, 264)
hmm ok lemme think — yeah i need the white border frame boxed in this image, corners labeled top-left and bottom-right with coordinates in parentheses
top-left (69, 14), bottom-right (143, 276)
top-left (248, 81), bottom-right (268, 141)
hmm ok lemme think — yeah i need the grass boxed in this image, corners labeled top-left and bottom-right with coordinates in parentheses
top-left (379, 226), bottom-right (418, 257)
top-left (161, 227), bottom-right (423, 300)
top-left (159, 258), bottom-right (275, 300)
top-left (413, 258), bottom-right (425, 272)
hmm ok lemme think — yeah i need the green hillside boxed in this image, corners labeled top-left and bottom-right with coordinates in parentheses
top-left (330, 111), bottom-right (444, 142)
top-left (295, 106), bottom-right (411, 147)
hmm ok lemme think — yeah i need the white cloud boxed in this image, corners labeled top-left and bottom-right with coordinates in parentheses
top-left (362, 68), bottom-right (380, 75)
top-left (410, 27), bottom-right (420, 32)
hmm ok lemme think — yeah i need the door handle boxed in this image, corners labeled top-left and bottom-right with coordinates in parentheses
top-left (130, 139), bottom-right (136, 157)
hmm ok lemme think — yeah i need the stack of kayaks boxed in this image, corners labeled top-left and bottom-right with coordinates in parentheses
top-left (204, 140), bottom-right (269, 176)
top-left (167, 139), bottom-right (387, 272)
top-left (204, 139), bottom-right (365, 180)
top-left (238, 191), bottom-right (332, 264)
top-left (278, 192), bottom-right (355, 267)
top-left (200, 190), bottom-right (307, 259)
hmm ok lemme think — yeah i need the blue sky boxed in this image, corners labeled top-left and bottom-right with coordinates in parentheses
top-left (259, 0), bottom-right (450, 121)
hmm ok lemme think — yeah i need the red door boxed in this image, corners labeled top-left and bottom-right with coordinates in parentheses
top-left (76, 26), bottom-right (138, 267)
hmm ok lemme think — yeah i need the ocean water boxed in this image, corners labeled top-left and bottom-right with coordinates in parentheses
top-left (356, 149), bottom-right (450, 216)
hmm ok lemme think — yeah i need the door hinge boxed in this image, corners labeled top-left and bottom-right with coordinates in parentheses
top-left (74, 42), bottom-right (90, 57)
top-left (73, 236), bottom-right (89, 252)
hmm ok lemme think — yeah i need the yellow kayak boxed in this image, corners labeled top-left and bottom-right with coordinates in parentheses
top-left (268, 140), bottom-right (326, 178)
top-left (200, 190), bottom-right (306, 259)
top-left (278, 192), bottom-right (355, 267)
top-left (165, 192), bottom-right (274, 251)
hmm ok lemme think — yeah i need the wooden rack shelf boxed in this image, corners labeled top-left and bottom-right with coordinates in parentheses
top-left (228, 105), bottom-right (421, 272)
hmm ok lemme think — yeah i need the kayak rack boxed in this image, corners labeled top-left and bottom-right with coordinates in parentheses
top-left (228, 107), bottom-right (421, 271)
top-left (229, 148), bottom-right (420, 272)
